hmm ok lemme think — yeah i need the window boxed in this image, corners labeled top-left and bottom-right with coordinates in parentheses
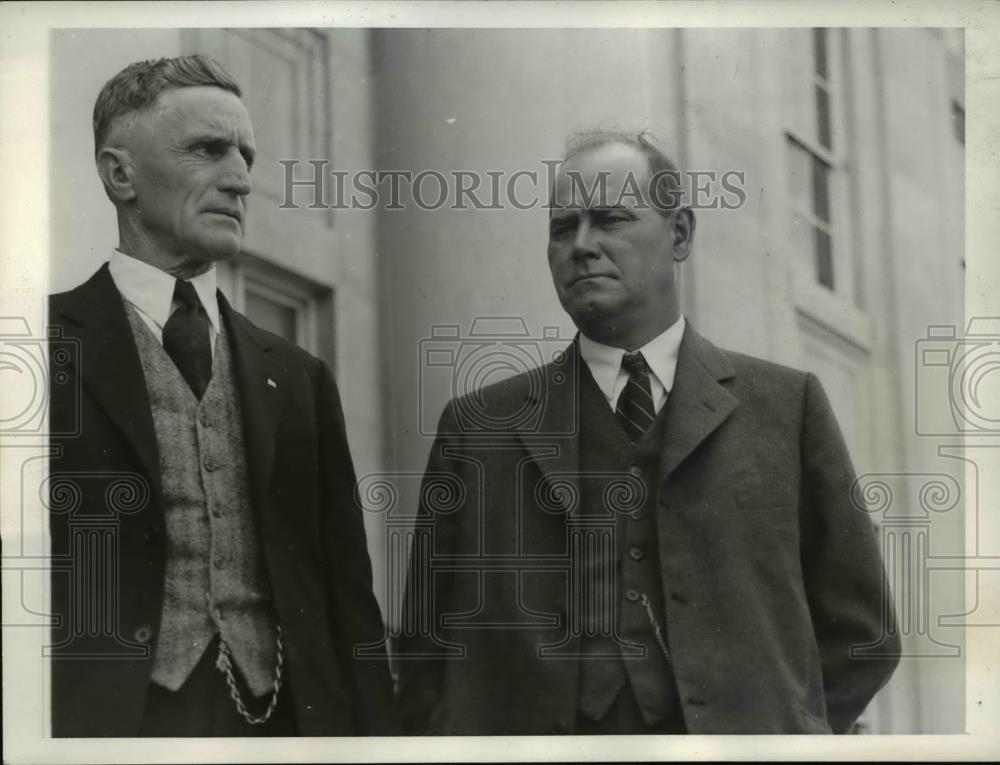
top-left (244, 281), bottom-right (307, 346)
top-left (788, 137), bottom-right (835, 291)
top-left (216, 256), bottom-right (337, 374)
top-left (783, 28), bottom-right (858, 304)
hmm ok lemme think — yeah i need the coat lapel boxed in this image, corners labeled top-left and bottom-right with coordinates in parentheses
top-left (50, 265), bottom-right (162, 499)
top-left (659, 324), bottom-right (738, 478)
top-left (515, 340), bottom-right (582, 511)
top-left (218, 294), bottom-right (287, 517)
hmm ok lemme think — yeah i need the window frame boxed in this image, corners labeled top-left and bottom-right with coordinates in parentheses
top-left (782, 27), bottom-right (871, 348)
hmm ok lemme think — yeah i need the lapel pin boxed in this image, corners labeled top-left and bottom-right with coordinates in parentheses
top-left (266, 377), bottom-right (277, 389)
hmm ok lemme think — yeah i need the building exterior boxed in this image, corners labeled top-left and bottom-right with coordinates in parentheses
top-left (50, 27), bottom-right (965, 733)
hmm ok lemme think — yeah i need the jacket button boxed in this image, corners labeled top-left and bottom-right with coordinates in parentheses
top-left (134, 624), bottom-right (153, 643)
top-left (552, 719), bottom-right (571, 734)
top-left (629, 546), bottom-right (644, 561)
top-left (628, 466), bottom-right (642, 478)
top-left (626, 589), bottom-right (640, 602)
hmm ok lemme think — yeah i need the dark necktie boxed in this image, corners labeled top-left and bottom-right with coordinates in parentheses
top-left (615, 351), bottom-right (656, 442)
top-left (162, 279), bottom-right (212, 400)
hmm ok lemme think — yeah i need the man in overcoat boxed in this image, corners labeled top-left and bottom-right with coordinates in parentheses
top-left (48, 55), bottom-right (396, 737)
top-left (397, 132), bottom-right (900, 734)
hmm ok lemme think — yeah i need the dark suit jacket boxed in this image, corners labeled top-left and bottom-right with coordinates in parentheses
top-left (398, 324), bottom-right (900, 735)
top-left (48, 264), bottom-right (397, 737)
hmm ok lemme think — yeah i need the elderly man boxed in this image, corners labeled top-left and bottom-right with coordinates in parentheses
top-left (397, 131), bottom-right (900, 734)
top-left (48, 55), bottom-right (395, 737)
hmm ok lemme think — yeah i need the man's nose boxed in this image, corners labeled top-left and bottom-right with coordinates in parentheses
top-left (571, 219), bottom-right (598, 260)
top-left (219, 153), bottom-right (252, 197)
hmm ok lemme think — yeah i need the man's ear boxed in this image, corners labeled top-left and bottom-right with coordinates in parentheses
top-left (96, 147), bottom-right (137, 203)
top-left (671, 207), bottom-right (696, 262)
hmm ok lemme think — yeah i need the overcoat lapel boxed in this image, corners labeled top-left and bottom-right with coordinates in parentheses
top-left (515, 340), bottom-right (582, 509)
top-left (218, 293), bottom-right (287, 522)
top-left (50, 264), bottom-right (162, 501)
top-left (658, 324), bottom-right (739, 479)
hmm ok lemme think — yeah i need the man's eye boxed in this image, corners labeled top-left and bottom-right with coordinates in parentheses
top-left (550, 221), bottom-right (576, 238)
top-left (602, 212), bottom-right (630, 225)
top-left (197, 143), bottom-right (226, 158)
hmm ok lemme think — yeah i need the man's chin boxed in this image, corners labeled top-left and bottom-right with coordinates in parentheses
top-left (190, 238), bottom-right (243, 262)
top-left (564, 298), bottom-right (625, 336)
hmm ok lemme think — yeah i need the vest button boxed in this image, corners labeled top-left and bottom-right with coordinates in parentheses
top-left (628, 466), bottom-right (642, 478)
top-left (199, 411), bottom-right (211, 428)
top-left (213, 556), bottom-right (226, 570)
top-left (211, 504), bottom-right (223, 519)
top-left (203, 457), bottom-right (217, 472)
top-left (626, 589), bottom-right (640, 602)
top-left (133, 624), bottom-right (153, 643)
top-left (629, 546), bottom-right (644, 561)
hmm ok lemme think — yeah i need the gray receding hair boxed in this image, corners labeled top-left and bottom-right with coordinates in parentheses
top-left (560, 129), bottom-right (684, 215)
top-left (92, 54), bottom-right (242, 157)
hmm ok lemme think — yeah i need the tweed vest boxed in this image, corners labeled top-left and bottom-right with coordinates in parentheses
top-left (124, 304), bottom-right (278, 696)
top-left (575, 365), bottom-right (684, 726)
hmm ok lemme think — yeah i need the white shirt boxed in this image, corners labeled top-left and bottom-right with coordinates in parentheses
top-left (578, 315), bottom-right (686, 414)
top-left (108, 250), bottom-right (220, 359)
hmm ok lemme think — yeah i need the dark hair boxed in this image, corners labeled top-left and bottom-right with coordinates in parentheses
top-left (92, 54), bottom-right (241, 156)
top-left (560, 129), bottom-right (684, 215)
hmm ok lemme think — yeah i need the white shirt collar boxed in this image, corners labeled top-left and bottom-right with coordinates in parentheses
top-left (108, 249), bottom-right (220, 333)
top-left (579, 315), bottom-right (686, 404)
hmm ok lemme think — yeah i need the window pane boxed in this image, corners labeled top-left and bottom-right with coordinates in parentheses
top-left (813, 28), bottom-right (829, 80)
top-left (815, 226), bottom-right (834, 290)
top-left (245, 291), bottom-right (298, 342)
top-left (811, 155), bottom-right (831, 223)
top-left (816, 84), bottom-right (832, 150)
top-left (790, 212), bottom-right (811, 266)
top-left (787, 141), bottom-right (811, 204)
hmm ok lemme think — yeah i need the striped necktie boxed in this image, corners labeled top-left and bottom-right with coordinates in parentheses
top-left (615, 351), bottom-right (656, 443)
